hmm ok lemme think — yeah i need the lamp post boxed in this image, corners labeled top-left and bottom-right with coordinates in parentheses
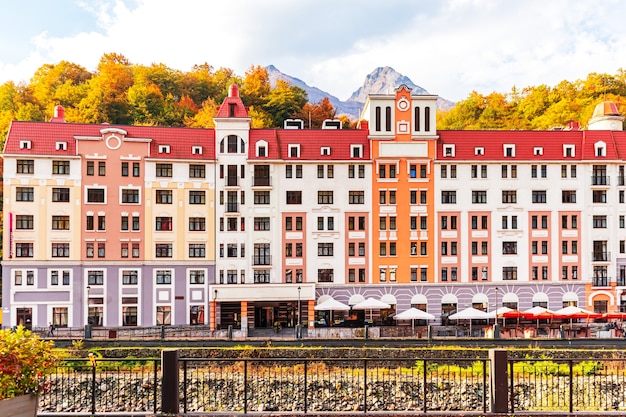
top-left (494, 287), bottom-right (500, 339)
top-left (297, 286), bottom-right (302, 339)
top-left (85, 285), bottom-right (91, 339)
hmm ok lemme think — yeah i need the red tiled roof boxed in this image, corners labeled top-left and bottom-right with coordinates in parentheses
top-left (3, 121), bottom-right (216, 160)
top-left (437, 130), bottom-right (626, 161)
top-left (275, 129), bottom-right (370, 161)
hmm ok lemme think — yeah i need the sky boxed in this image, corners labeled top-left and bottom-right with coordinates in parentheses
top-left (1, 0), bottom-right (626, 103)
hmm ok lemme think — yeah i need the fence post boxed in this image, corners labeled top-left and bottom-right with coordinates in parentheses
top-left (161, 349), bottom-right (179, 415)
top-left (489, 348), bottom-right (508, 413)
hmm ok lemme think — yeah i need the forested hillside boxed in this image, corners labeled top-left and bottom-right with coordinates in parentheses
top-left (1, 51), bottom-right (626, 149)
top-left (437, 70), bottom-right (626, 130)
top-left (0, 53), bottom-right (344, 148)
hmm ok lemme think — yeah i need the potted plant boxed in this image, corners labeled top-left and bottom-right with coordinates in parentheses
top-left (0, 325), bottom-right (59, 417)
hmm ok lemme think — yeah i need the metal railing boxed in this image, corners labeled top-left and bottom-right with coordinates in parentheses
top-left (509, 357), bottom-right (626, 413)
top-left (37, 354), bottom-right (626, 415)
top-left (40, 358), bottom-right (160, 415)
top-left (179, 357), bottom-right (489, 414)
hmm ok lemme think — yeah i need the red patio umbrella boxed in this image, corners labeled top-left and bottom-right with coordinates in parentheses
top-left (603, 311), bottom-right (626, 320)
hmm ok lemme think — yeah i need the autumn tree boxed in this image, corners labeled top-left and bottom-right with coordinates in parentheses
top-left (295, 97), bottom-right (337, 128)
top-left (263, 79), bottom-right (308, 127)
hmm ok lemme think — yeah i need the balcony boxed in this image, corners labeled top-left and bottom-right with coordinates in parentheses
top-left (592, 276), bottom-right (610, 287)
top-left (591, 176), bottom-right (610, 186)
top-left (252, 176), bottom-right (272, 187)
top-left (591, 251), bottom-right (610, 262)
top-left (617, 276), bottom-right (626, 286)
top-left (226, 176), bottom-right (239, 187)
top-left (253, 256), bottom-right (272, 266)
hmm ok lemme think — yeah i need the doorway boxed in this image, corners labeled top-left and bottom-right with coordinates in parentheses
top-left (16, 307), bottom-right (32, 329)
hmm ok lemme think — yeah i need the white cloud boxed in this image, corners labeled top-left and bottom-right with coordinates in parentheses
top-left (1, 0), bottom-right (625, 102)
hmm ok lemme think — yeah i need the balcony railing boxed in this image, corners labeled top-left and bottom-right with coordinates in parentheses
top-left (591, 175), bottom-right (610, 186)
top-left (226, 203), bottom-right (239, 213)
top-left (252, 176), bottom-right (272, 187)
top-left (226, 176), bottom-right (238, 187)
top-left (592, 276), bottom-right (610, 287)
top-left (617, 276), bottom-right (626, 286)
top-left (591, 251), bottom-right (610, 262)
top-left (253, 256), bottom-right (272, 266)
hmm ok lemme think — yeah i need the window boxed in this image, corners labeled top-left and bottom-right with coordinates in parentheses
top-left (189, 244), bottom-right (206, 257)
top-left (189, 190), bottom-right (205, 204)
top-left (52, 215), bottom-right (70, 230)
top-left (592, 190), bottom-right (607, 203)
top-left (562, 190), bottom-right (577, 203)
top-left (286, 191), bottom-right (302, 204)
top-left (156, 270), bottom-right (172, 284)
top-left (51, 243), bottom-right (69, 257)
top-left (189, 217), bottom-right (206, 231)
top-left (254, 217), bottom-right (270, 231)
top-left (16, 243), bottom-right (34, 257)
top-left (122, 270), bottom-right (138, 285)
top-left (156, 217), bottom-right (173, 231)
top-left (52, 160), bottom-right (70, 175)
top-left (318, 242), bottom-right (334, 256)
top-left (254, 191), bottom-right (270, 204)
top-left (318, 269), bottom-right (333, 283)
top-left (593, 215), bottom-right (607, 228)
top-left (349, 191), bottom-right (365, 204)
top-left (86, 161), bottom-right (95, 175)
top-left (156, 243), bottom-right (173, 257)
top-left (15, 215), bottom-right (33, 229)
top-left (441, 191), bottom-right (456, 204)
top-left (502, 190), bottom-right (517, 203)
top-left (502, 241), bottom-right (517, 254)
top-left (189, 270), bottom-right (205, 284)
top-left (87, 188), bottom-right (105, 203)
top-left (318, 191), bottom-right (333, 204)
top-left (17, 159), bottom-right (34, 174)
top-left (532, 190), bottom-right (547, 203)
top-left (121, 189), bottom-right (140, 203)
top-left (16, 187), bottom-right (34, 201)
top-left (189, 164), bottom-right (206, 178)
top-left (88, 270), bottom-right (104, 285)
top-left (156, 190), bottom-right (172, 204)
top-left (156, 163), bottom-right (173, 177)
top-left (52, 187), bottom-right (70, 202)
top-left (98, 161), bottom-right (106, 176)
top-left (502, 267), bottom-right (517, 280)
top-left (472, 191), bottom-right (487, 204)
top-left (122, 162), bottom-right (129, 176)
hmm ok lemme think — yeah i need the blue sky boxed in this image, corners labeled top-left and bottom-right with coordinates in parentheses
top-left (1, 0), bottom-right (625, 102)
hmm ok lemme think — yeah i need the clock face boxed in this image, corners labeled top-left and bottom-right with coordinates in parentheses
top-left (397, 98), bottom-right (410, 111)
top-left (106, 134), bottom-right (122, 150)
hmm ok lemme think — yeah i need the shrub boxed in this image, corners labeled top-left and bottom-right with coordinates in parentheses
top-left (0, 325), bottom-right (60, 399)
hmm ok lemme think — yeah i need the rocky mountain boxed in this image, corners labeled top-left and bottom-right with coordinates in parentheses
top-left (266, 65), bottom-right (455, 120)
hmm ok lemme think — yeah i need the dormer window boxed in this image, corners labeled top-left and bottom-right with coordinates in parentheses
top-left (475, 147), bottom-right (484, 156)
top-left (256, 140), bottom-right (268, 157)
top-left (351, 144), bottom-right (363, 158)
top-left (288, 144), bottom-right (300, 158)
top-left (534, 147), bottom-right (543, 156)
top-left (192, 146), bottom-right (203, 155)
top-left (563, 145), bottom-right (575, 157)
top-left (56, 142), bottom-right (67, 151)
top-left (443, 145), bottom-right (455, 157)
top-left (321, 147), bottom-right (331, 156)
top-left (504, 145), bottom-right (515, 157)
top-left (20, 140), bottom-right (31, 150)
top-left (595, 141), bottom-right (606, 157)
top-left (159, 145), bottom-right (171, 154)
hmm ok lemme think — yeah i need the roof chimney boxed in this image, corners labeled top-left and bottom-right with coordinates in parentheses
top-left (49, 105), bottom-right (66, 123)
top-left (228, 84), bottom-right (239, 98)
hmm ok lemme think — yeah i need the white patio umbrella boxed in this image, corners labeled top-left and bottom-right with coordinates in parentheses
top-left (352, 297), bottom-right (391, 322)
top-left (448, 307), bottom-right (490, 336)
top-left (394, 307), bottom-right (435, 334)
top-left (314, 298), bottom-right (350, 325)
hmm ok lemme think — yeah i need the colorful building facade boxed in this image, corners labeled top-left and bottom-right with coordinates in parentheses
top-left (3, 85), bottom-right (626, 331)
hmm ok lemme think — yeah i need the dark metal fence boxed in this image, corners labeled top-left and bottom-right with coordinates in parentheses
top-left (509, 357), bottom-right (626, 413)
top-left (180, 357), bottom-right (489, 414)
top-left (37, 353), bottom-right (626, 415)
top-left (40, 358), bottom-right (160, 416)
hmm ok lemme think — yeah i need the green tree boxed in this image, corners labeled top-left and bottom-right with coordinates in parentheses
top-left (263, 79), bottom-right (308, 127)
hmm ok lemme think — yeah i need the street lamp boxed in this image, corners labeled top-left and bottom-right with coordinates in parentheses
top-left (86, 285), bottom-right (91, 325)
top-left (494, 287), bottom-right (499, 326)
top-left (297, 286), bottom-right (301, 326)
